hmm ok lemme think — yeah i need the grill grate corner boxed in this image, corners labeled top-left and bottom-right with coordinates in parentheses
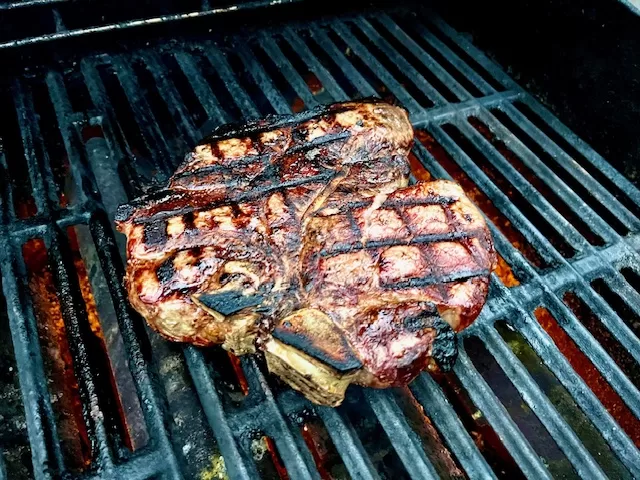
top-left (0, 4), bottom-right (639, 479)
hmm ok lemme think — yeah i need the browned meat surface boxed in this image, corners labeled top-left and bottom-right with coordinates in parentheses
top-left (116, 100), bottom-right (495, 405)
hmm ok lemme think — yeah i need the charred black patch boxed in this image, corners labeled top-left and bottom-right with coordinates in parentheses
top-left (272, 327), bottom-right (362, 373)
top-left (402, 309), bottom-right (439, 333)
top-left (182, 211), bottom-right (196, 231)
top-left (195, 290), bottom-right (265, 316)
top-left (143, 221), bottom-right (168, 245)
top-left (156, 257), bottom-right (176, 285)
top-left (430, 317), bottom-right (458, 372)
top-left (288, 130), bottom-right (351, 154)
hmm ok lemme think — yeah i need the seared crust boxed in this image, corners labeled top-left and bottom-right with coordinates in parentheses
top-left (115, 100), bottom-right (495, 403)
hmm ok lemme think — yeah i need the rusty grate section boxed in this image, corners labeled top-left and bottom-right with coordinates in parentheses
top-left (1, 4), bottom-right (640, 480)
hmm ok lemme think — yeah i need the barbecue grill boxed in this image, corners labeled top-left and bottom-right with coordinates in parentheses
top-left (1, 0), bottom-right (640, 478)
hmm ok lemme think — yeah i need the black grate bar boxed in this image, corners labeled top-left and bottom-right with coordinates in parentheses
top-left (351, 18), bottom-right (449, 105)
top-left (89, 218), bottom-right (183, 479)
top-left (547, 300), bottom-right (640, 418)
top-left (0, 451), bottom-right (6, 480)
top-left (141, 52), bottom-right (200, 143)
top-left (372, 15), bottom-right (473, 102)
top-left (454, 349), bottom-right (553, 479)
top-left (316, 406), bottom-right (381, 480)
top-left (480, 325), bottom-right (608, 479)
top-left (308, 24), bottom-right (378, 98)
top-left (516, 317), bottom-right (640, 476)
top-left (424, 14), bottom-right (519, 90)
top-left (428, 123), bottom-right (565, 266)
top-left (241, 358), bottom-right (321, 480)
top-left (236, 42), bottom-right (291, 114)
top-left (203, 45), bottom-right (261, 119)
top-left (281, 27), bottom-right (349, 102)
top-left (383, 13), bottom-right (495, 97)
top-left (498, 103), bottom-right (640, 230)
top-left (80, 448), bottom-right (167, 480)
top-left (183, 347), bottom-right (258, 480)
top-left (454, 117), bottom-right (593, 253)
top-left (258, 32), bottom-right (321, 108)
top-left (474, 107), bottom-right (621, 242)
top-left (109, 57), bottom-right (177, 170)
top-left (173, 51), bottom-right (230, 123)
top-left (364, 389), bottom-right (440, 480)
top-left (410, 374), bottom-right (496, 480)
top-left (521, 96), bottom-right (640, 207)
top-left (331, 21), bottom-right (422, 114)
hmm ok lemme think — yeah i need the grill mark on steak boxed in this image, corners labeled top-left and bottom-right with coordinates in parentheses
top-left (143, 221), bottom-right (168, 245)
top-left (318, 230), bottom-right (484, 258)
top-left (383, 268), bottom-right (491, 289)
top-left (156, 257), bottom-right (176, 285)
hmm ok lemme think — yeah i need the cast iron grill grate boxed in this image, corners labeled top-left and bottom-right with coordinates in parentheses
top-left (1, 4), bottom-right (640, 479)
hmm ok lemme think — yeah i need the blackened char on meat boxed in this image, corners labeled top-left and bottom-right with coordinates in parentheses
top-left (115, 100), bottom-right (495, 406)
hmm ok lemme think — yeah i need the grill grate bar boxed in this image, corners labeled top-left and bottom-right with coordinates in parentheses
top-left (455, 117), bottom-right (592, 253)
top-left (385, 13), bottom-right (495, 97)
top-left (331, 21), bottom-right (422, 114)
top-left (522, 96), bottom-right (640, 208)
top-left (475, 107), bottom-right (620, 243)
top-left (173, 51), bottom-right (230, 124)
top-left (241, 358), bottom-right (321, 480)
top-left (454, 349), bottom-right (553, 479)
top-left (203, 45), bottom-right (261, 119)
top-left (365, 389), bottom-right (440, 480)
top-left (308, 24), bottom-right (378, 98)
top-left (183, 347), bottom-right (257, 480)
top-left (368, 16), bottom-right (472, 102)
top-left (141, 52), bottom-right (200, 144)
top-left (352, 18), bottom-right (449, 105)
top-left (480, 325), bottom-right (608, 479)
top-left (258, 33), bottom-right (320, 108)
top-left (499, 103), bottom-right (640, 231)
top-left (429, 123), bottom-right (565, 266)
top-left (516, 317), bottom-right (640, 477)
top-left (281, 27), bottom-right (349, 102)
top-left (410, 374), bottom-right (496, 480)
top-left (316, 406), bottom-right (381, 480)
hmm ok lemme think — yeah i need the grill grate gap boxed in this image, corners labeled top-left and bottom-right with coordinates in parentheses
top-left (224, 48), bottom-right (277, 116)
top-left (494, 321), bottom-right (633, 479)
top-left (442, 123), bottom-right (577, 259)
top-left (324, 28), bottom-right (393, 103)
top-left (512, 101), bottom-right (640, 224)
top-left (590, 278), bottom-right (640, 340)
top-left (371, 16), bottom-right (483, 99)
top-left (468, 116), bottom-right (606, 247)
top-left (463, 335), bottom-right (577, 479)
top-left (490, 108), bottom-right (630, 237)
top-left (620, 267), bottom-right (640, 295)
top-left (533, 306), bottom-right (640, 446)
top-left (410, 13), bottom-right (506, 92)
top-left (562, 292), bottom-right (640, 390)
top-left (345, 20), bottom-right (439, 107)
top-left (22, 237), bottom-right (92, 472)
top-left (416, 130), bottom-right (545, 272)
top-left (160, 53), bottom-right (209, 131)
top-left (300, 415), bottom-right (349, 479)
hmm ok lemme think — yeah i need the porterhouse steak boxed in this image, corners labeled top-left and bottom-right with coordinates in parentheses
top-left (115, 100), bottom-right (495, 405)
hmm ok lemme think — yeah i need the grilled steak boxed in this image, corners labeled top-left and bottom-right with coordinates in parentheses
top-left (116, 100), bottom-right (495, 405)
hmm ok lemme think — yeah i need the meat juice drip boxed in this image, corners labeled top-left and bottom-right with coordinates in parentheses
top-left (23, 238), bottom-right (92, 471)
top-left (534, 307), bottom-right (640, 447)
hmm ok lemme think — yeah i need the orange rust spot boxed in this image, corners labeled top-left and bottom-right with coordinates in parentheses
top-left (534, 307), bottom-right (640, 447)
top-left (291, 97), bottom-right (305, 113)
top-left (408, 151), bottom-right (432, 182)
top-left (495, 254), bottom-right (520, 287)
top-left (23, 238), bottom-right (92, 471)
top-left (264, 436), bottom-right (289, 480)
top-left (416, 129), bottom-right (544, 271)
top-left (227, 352), bottom-right (249, 396)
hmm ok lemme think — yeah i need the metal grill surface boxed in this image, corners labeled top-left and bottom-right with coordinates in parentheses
top-left (1, 5), bottom-right (640, 480)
